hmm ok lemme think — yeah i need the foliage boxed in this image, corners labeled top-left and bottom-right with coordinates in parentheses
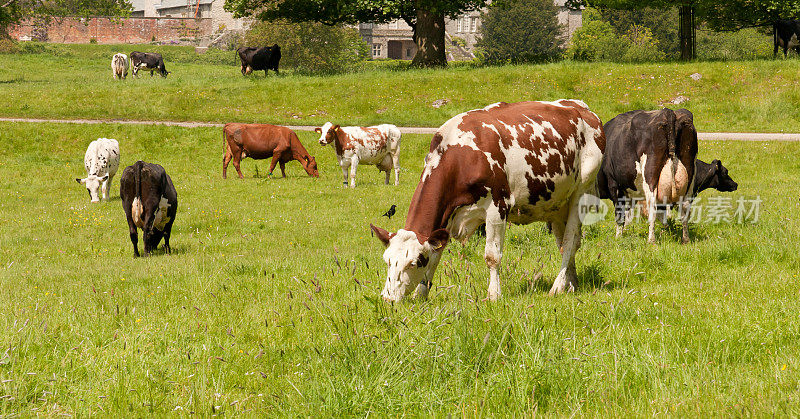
top-left (697, 27), bottom-right (774, 60)
top-left (244, 20), bottom-right (369, 74)
top-left (594, 6), bottom-right (680, 59)
top-left (622, 25), bottom-right (666, 62)
top-left (477, 0), bottom-right (563, 64)
top-left (565, 19), bottom-right (626, 61)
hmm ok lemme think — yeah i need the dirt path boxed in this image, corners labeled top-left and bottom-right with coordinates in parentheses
top-left (3, 117), bottom-right (799, 141)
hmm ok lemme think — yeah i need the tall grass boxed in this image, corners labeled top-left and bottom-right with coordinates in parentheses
top-left (0, 121), bottom-right (798, 415)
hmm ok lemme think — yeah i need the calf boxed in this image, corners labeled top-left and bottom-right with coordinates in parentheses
top-left (237, 45), bottom-right (281, 76)
top-left (371, 100), bottom-right (606, 301)
top-left (222, 123), bottom-right (319, 179)
top-left (774, 19), bottom-right (800, 58)
top-left (596, 108), bottom-right (698, 243)
top-left (75, 138), bottom-right (120, 203)
top-left (111, 53), bottom-right (129, 80)
top-left (316, 122), bottom-right (401, 188)
top-left (120, 161), bottom-right (178, 257)
top-left (130, 51), bottom-right (169, 78)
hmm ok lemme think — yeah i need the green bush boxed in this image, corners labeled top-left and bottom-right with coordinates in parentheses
top-left (622, 25), bottom-right (665, 62)
top-left (244, 20), bottom-right (369, 74)
top-left (697, 28), bottom-right (773, 60)
top-left (565, 19), bottom-right (627, 61)
top-left (477, 0), bottom-right (563, 64)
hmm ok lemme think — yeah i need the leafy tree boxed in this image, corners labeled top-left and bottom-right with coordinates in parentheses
top-left (477, 0), bottom-right (563, 64)
top-left (1, 0), bottom-right (131, 39)
top-left (245, 20), bottom-right (370, 74)
top-left (567, 0), bottom-right (800, 60)
top-left (224, 0), bottom-right (489, 67)
top-left (564, 18), bottom-right (625, 61)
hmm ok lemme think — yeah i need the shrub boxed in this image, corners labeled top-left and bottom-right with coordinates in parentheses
top-left (565, 19), bottom-right (626, 61)
top-left (477, 0), bottom-right (563, 64)
top-left (0, 37), bottom-right (18, 54)
top-left (697, 28), bottom-right (773, 60)
top-left (244, 20), bottom-right (370, 74)
top-left (622, 25), bottom-right (665, 62)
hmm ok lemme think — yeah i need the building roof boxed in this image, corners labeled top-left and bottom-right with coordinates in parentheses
top-left (130, 0), bottom-right (214, 12)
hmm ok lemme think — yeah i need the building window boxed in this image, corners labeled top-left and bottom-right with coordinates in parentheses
top-left (406, 48), bottom-right (412, 58)
top-left (372, 43), bottom-right (382, 57)
top-left (471, 17), bottom-right (477, 32)
top-left (457, 18), bottom-right (463, 32)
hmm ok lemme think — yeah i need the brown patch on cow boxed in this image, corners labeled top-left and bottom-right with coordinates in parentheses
top-left (429, 132), bottom-right (444, 154)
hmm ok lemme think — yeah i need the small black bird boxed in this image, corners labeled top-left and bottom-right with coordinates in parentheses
top-left (382, 205), bottom-right (397, 219)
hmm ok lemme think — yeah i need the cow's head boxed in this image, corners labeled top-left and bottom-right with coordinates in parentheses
top-left (316, 122), bottom-right (339, 146)
top-left (302, 155), bottom-right (319, 178)
top-left (76, 174), bottom-right (108, 203)
top-left (371, 224), bottom-right (450, 302)
top-left (710, 159), bottom-right (738, 192)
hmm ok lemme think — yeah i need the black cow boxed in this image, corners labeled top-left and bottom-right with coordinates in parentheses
top-left (120, 161), bottom-right (178, 257)
top-left (130, 51), bottom-right (170, 77)
top-left (774, 19), bottom-right (800, 58)
top-left (237, 45), bottom-right (281, 76)
top-left (692, 159), bottom-right (738, 196)
top-left (596, 108), bottom-right (698, 244)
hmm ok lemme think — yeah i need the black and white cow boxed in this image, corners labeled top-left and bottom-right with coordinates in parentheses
top-left (120, 161), bottom-right (178, 257)
top-left (76, 138), bottom-right (120, 203)
top-left (596, 108), bottom-right (698, 244)
top-left (692, 159), bottom-right (738, 196)
top-left (111, 53), bottom-right (129, 80)
top-left (774, 19), bottom-right (800, 58)
top-left (237, 45), bottom-right (281, 76)
top-left (130, 51), bottom-right (169, 78)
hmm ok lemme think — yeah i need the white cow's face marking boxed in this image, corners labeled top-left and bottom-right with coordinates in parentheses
top-left (316, 122), bottom-right (334, 145)
top-left (77, 174), bottom-right (107, 203)
top-left (381, 230), bottom-right (432, 302)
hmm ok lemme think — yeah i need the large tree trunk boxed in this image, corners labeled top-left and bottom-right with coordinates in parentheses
top-left (411, 7), bottom-right (447, 67)
top-left (679, 5), bottom-right (695, 61)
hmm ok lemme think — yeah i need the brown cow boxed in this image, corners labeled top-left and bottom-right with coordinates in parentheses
top-left (222, 123), bottom-right (319, 179)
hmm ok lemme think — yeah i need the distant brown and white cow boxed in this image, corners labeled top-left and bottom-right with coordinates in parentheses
top-left (111, 53), bottom-right (128, 80)
top-left (222, 123), bottom-right (319, 179)
top-left (371, 100), bottom-right (606, 302)
top-left (120, 161), bottom-right (178, 257)
top-left (596, 109), bottom-right (698, 244)
top-left (316, 122), bottom-right (401, 188)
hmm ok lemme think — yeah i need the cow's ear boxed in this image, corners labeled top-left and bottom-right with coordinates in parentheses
top-left (101, 174), bottom-right (109, 181)
top-left (333, 125), bottom-right (340, 132)
top-left (427, 229), bottom-right (450, 251)
top-left (76, 178), bottom-right (85, 184)
top-left (314, 127), bottom-right (322, 134)
top-left (370, 224), bottom-right (393, 247)
top-left (713, 159), bottom-right (721, 170)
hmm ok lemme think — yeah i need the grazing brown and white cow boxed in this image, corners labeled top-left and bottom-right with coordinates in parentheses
top-left (120, 161), bottom-right (178, 257)
top-left (371, 100), bottom-right (606, 302)
top-left (596, 108), bottom-right (698, 244)
top-left (316, 122), bottom-right (401, 188)
top-left (222, 123), bottom-right (319, 179)
top-left (111, 53), bottom-right (128, 80)
top-left (76, 138), bottom-right (120, 203)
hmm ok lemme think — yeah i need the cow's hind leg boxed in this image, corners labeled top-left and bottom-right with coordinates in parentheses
top-left (550, 202), bottom-right (581, 295)
top-left (232, 153), bottom-right (244, 179)
top-left (125, 209), bottom-right (140, 257)
top-left (484, 204), bottom-right (507, 301)
top-left (680, 198), bottom-right (692, 244)
top-left (392, 151), bottom-right (400, 186)
top-left (163, 222), bottom-right (174, 254)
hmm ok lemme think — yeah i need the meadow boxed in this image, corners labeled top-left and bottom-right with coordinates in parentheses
top-left (1, 43), bottom-right (800, 131)
top-left (0, 118), bottom-right (799, 415)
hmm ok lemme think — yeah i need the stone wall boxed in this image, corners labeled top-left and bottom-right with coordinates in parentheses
top-left (10, 17), bottom-right (213, 44)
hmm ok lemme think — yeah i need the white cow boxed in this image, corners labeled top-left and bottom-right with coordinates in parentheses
top-left (315, 122), bottom-right (401, 188)
top-left (111, 53), bottom-right (129, 80)
top-left (76, 138), bottom-right (120, 203)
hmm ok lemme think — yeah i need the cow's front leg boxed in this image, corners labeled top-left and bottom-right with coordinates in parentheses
top-left (349, 156), bottom-right (359, 188)
top-left (550, 202), bottom-right (581, 295)
top-left (101, 176), bottom-right (110, 201)
top-left (680, 198), bottom-right (692, 244)
top-left (484, 207), bottom-right (507, 301)
top-left (645, 194), bottom-right (657, 244)
top-left (339, 161), bottom-right (349, 186)
top-left (384, 168), bottom-right (391, 185)
top-left (279, 161), bottom-right (286, 178)
top-left (268, 154), bottom-right (281, 177)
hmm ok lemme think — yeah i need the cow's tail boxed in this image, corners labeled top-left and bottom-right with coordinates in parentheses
top-left (666, 111), bottom-right (681, 200)
top-left (135, 160), bottom-right (143, 201)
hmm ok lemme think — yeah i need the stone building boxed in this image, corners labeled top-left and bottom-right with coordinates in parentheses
top-left (129, 0), bottom-right (246, 31)
top-left (360, 0), bottom-right (583, 61)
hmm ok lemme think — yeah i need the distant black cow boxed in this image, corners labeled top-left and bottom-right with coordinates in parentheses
top-left (774, 19), bottom-right (800, 58)
top-left (120, 161), bottom-right (178, 257)
top-left (130, 51), bottom-right (170, 77)
top-left (237, 45), bottom-right (281, 76)
top-left (596, 108), bottom-right (698, 244)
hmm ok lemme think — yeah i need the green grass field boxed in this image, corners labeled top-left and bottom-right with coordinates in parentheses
top-left (1, 119), bottom-right (799, 415)
top-left (2, 43), bottom-right (800, 132)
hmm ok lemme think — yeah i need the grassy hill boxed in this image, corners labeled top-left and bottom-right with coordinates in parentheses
top-left (1, 43), bottom-right (799, 132)
top-left (0, 120), bottom-right (798, 415)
